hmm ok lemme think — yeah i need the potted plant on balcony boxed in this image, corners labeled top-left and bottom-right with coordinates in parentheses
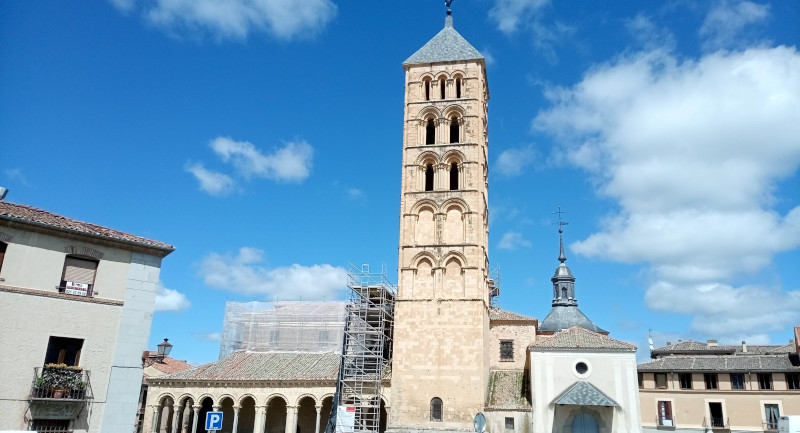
top-left (40, 363), bottom-right (84, 398)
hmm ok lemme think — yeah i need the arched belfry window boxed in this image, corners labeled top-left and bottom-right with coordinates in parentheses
top-left (425, 164), bottom-right (434, 191)
top-left (449, 117), bottom-right (459, 143)
top-left (449, 163), bottom-right (459, 190)
top-left (561, 287), bottom-right (567, 299)
top-left (423, 78), bottom-right (431, 101)
top-left (430, 397), bottom-right (443, 421)
top-left (440, 78), bottom-right (446, 99)
top-left (426, 119), bottom-right (436, 145)
top-left (455, 77), bottom-right (462, 98)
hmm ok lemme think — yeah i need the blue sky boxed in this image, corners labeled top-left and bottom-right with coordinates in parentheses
top-left (1, 0), bottom-right (798, 365)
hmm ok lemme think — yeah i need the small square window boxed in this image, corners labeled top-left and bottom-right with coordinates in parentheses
top-left (787, 372), bottom-right (800, 390)
top-left (679, 373), bottom-right (692, 389)
top-left (655, 373), bottom-right (667, 389)
top-left (731, 373), bottom-right (745, 390)
top-left (505, 417), bottom-right (514, 430)
top-left (758, 373), bottom-right (773, 390)
top-left (704, 373), bottom-right (718, 390)
top-left (500, 340), bottom-right (513, 361)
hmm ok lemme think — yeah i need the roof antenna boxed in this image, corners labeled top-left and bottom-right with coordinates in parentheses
top-left (445, 0), bottom-right (454, 15)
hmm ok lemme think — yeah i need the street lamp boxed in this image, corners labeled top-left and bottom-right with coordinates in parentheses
top-left (156, 338), bottom-right (173, 363)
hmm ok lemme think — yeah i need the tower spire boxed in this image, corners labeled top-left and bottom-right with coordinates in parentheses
top-left (553, 206), bottom-right (569, 264)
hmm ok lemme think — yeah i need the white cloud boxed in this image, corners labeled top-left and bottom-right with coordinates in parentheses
top-left (185, 162), bottom-right (236, 196)
top-left (495, 146), bottom-right (536, 177)
top-left (347, 188), bottom-right (364, 199)
top-left (699, 0), bottom-right (770, 51)
top-left (198, 247), bottom-right (348, 299)
top-left (498, 231), bottom-right (532, 250)
top-left (112, 0), bottom-right (337, 41)
top-left (534, 46), bottom-right (800, 340)
top-left (626, 14), bottom-right (676, 51)
top-left (211, 136), bottom-right (313, 182)
top-left (489, 0), bottom-right (550, 35)
top-left (154, 284), bottom-right (191, 312)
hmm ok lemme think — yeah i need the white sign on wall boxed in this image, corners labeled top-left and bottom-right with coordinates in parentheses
top-left (65, 282), bottom-right (89, 296)
top-left (336, 405), bottom-right (356, 433)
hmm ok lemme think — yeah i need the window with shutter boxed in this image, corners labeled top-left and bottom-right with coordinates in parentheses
top-left (60, 256), bottom-right (98, 296)
top-left (658, 401), bottom-right (673, 426)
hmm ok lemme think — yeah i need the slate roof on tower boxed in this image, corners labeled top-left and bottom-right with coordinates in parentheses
top-left (404, 16), bottom-right (484, 65)
top-left (531, 326), bottom-right (635, 351)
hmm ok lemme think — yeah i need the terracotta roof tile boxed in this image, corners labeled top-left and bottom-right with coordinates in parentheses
top-left (144, 353), bottom-right (194, 377)
top-left (155, 351), bottom-right (340, 382)
top-left (0, 201), bottom-right (174, 252)
top-left (489, 308), bottom-right (537, 323)
top-left (530, 326), bottom-right (636, 351)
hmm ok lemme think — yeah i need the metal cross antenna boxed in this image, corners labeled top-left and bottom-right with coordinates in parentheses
top-left (445, 0), bottom-right (455, 15)
top-left (553, 206), bottom-right (569, 233)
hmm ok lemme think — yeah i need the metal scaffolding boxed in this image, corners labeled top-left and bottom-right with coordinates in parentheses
top-left (489, 265), bottom-right (501, 307)
top-left (219, 301), bottom-right (348, 359)
top-left (334, 264), bottom-right (395, 433)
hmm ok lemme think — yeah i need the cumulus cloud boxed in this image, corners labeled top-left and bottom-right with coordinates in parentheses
top-left (110, 0), bottom-right (337, 41)
top-left (211, 136), bottom-right (313, 182)
top-left (154, 284), bottom-right (191, 312)
top-left (498, 231), bottom-right (532, 250)
top-left (495, 146), bottom-right (536, 177)
top-left (489, 0), bottom-right (550, 34)
top-left (699, 0), bottom-right (770, 51)
top-left (198, 247), bottom-right (348, 299)
top-left (534, 46), bottom-right (800, 339)
top-left (185, 162), bottom-right (236, 196)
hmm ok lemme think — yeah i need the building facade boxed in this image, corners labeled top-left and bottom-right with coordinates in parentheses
top-left (638, 335), bottom-right (800, 432)
top-left (0, 200), bottom-right (174, 432)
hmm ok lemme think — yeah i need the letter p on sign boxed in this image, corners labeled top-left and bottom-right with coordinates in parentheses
top-left (206, 411), bottom-right (223, 430)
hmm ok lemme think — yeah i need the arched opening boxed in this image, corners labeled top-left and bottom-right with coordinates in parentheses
top-left (319, 396), bottom-right (334, 433)
top-left (426, 119), bottom-right (435, 144)
top-left (449, 163), bottom-right (458, 190)
top-left (297, 396), bottom-right (317, 433)
top-left (439, 77), bottom-right (446, 99)
top-left (220, 397), bottom-right (236, 433)
top-left (175, 398), bottom-right (195, 433)
top-left (265, 397), bottom-right (288, 433)
top-left (455, 77), bottom-right (462, 98)
top-left (238, 396), bottom-right (257, 433)
top-left (156, 396), bottom-right (175, 433)
top-left (449, 117), bottom-right (459, 143)
top-left (561, 287), bottom-right (567, 299)
top-left (425, 164), bottom-right (434, 191)
top-left (430, 397), bottom-right (443, 422)
top-left (423, 78), bottom-right (431, 101)
top-left (198, 397), bottom-right (213, 433)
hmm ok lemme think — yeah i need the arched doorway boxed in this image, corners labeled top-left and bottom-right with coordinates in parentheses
top-left (571, 413), bottom-right (599, 433)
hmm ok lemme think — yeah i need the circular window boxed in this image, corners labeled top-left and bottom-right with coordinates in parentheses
top-left (572, 359), bottom-right (592, 378)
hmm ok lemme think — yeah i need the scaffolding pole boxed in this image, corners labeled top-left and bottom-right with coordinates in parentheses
top-left (332, 263), bottom-right (395, 433)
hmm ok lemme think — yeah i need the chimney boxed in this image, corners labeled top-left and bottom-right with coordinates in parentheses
top-left (707, 339), bottom-right (718, 347)
top-left (741, 341), bottom-right (747, 353)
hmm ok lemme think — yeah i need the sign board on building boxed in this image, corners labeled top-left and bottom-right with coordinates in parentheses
top-left (335, 405), bottom-right (356, 433)
top-left (65, 282), bottom-right (89, 296)
top-left (205, 411), bottom-right (223, 431)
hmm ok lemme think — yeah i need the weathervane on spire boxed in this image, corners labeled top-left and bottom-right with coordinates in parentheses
top-left (553, 206), bottom-right (569, 263)
top-left (445, 0), bottom-right (455, 15)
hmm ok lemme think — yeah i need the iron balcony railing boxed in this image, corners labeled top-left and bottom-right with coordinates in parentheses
top-left (764, 421), bottom-right (779, 431)
top-left (29, 366), bottom-right (93, 401)
top-left (704, 417), bottom-right (729, 429)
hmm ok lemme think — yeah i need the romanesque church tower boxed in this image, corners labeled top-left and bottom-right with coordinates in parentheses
top-left (389, 12), bottom-right (492, 433)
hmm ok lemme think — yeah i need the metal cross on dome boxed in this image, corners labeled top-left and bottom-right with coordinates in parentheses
top-left (553, 206), bottom-right (569, 233)
top-left (445, 0), bottom-right (455, 15)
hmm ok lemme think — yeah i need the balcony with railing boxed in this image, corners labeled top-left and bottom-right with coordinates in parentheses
top-left (28, 365), bottom-right (93, 420)
top-left (764, 421), bottom-right (779, 431)
top-left (704, 417), bottom-right (729, 430)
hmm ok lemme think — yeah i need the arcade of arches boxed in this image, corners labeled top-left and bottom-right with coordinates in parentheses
top-left (144, 390), bottom-right (387, 433)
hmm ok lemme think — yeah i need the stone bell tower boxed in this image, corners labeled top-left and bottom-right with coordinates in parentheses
top-left (389, 10), bottom-right (492, 433)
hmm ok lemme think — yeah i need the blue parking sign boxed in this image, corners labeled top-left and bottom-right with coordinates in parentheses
top-left (205, 411), bottom-right (223, 430)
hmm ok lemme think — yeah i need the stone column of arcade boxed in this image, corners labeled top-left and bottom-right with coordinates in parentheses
top-left (286, 405), bottom-right (298, 433)
top-left (171, 405), bottom-right (181, 433)
top-left (232, 405), bottom-right (240, 433)
top-left (314, 405), bottom-right (322, 433)
top-left (150, 405), bottom-right (160, 433)
top-left (191, 405), bottom-right (201, 433)
top-left (256, 404), bottom-right (267, 433)
top-left (181, 401), bottom-right (192, 433)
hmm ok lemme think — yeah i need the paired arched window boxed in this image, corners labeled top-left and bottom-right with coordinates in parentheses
top-left (423, 78), bottom-right (431, 101)
top-left (449, 117), bottom-right (459, 143)
top-left (425, 164), bottom-right (434, 191)
top-left (455, 77), bottom-right (462, 98)
top-left (439, 78), bottom-right (446, 99)
top-left (449, 163), bottom-right (459, 190)
top-left (426, 119), bottom-right (436, 145)
top-left (430, 397), bottom-right (443, 421)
